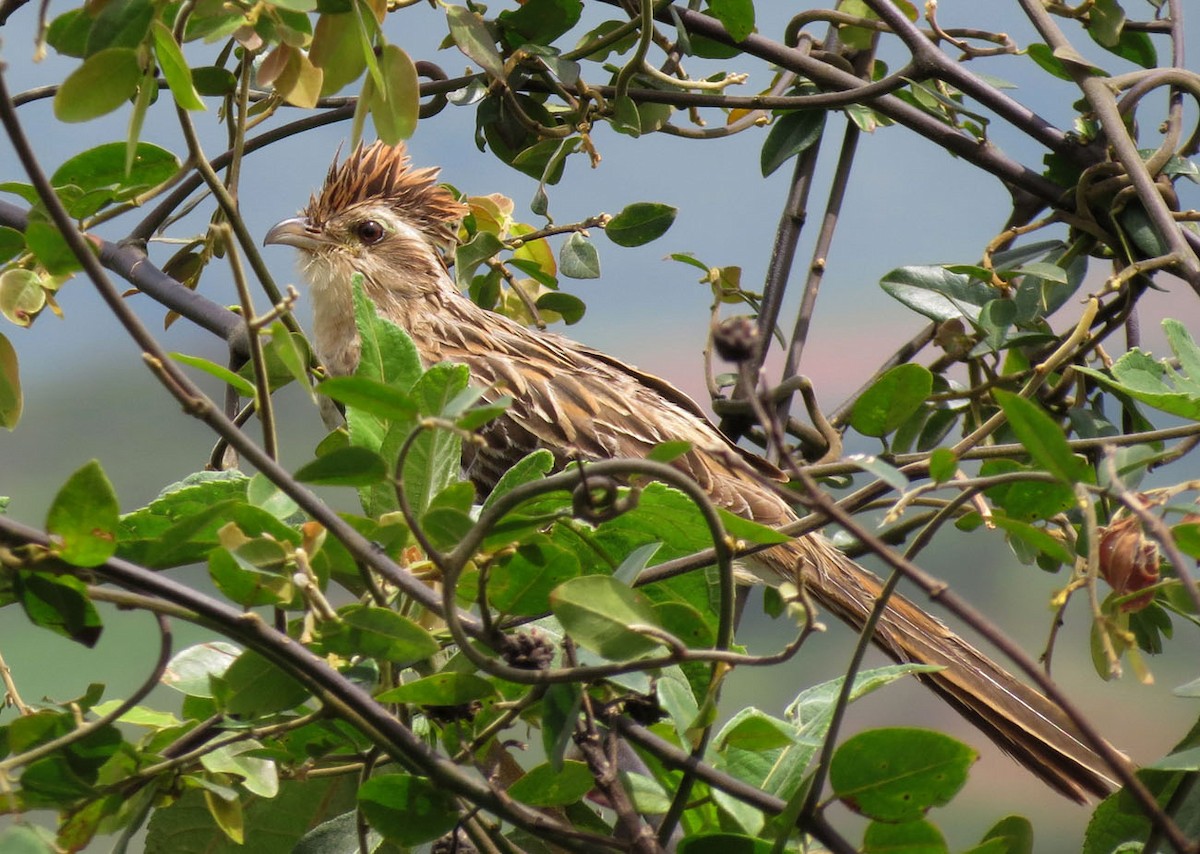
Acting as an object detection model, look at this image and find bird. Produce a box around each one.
[265,140,1122,802]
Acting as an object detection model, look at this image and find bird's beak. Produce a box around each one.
[263,217,330,251]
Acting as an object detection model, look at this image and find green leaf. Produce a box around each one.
[0,825,57,854]
[830,728,976,822]
[192,65,239,96]
[994,390,1090,483]
[46,9,91,58]
[421,505,475,550]
[1117,203,1168,257]
[1076,353,1200,420]
[147,777,359,852]
[267,322,314,398]
[319,605,439,665]
[536,291,585,324]
[116,471,251,568]
[455,231,505,289]
[311,13,367,95]
[200,740,279,798]
[171,352,257,396]
[541,682,582,769]
[1175,522,1200,559]
[52,141,180,197]
[677,833,772,854]
[1102,27,1156,69]
[319,375,416,420]
[787,664,937,739]
[54,48,142,123]
[14,571,103,647]
[605,202,677,247]
[222,650,311,717]
[1087,0,1124,47]
[86,0,153,54]
[446,5,506,79]
[1087,0,1156,67]
[1082,767,1183,854]
[612,542,662,585]
[851,364,933,437]
[1149,746,1200,771]
[376,672,495,705]
[835,0,881,51]
[716,708,796,751]
[209,547,294,608]
[244,474,297,523]
[980,460,1074,523]
[46,460,119,567]
[358,775,459,845]
[350,275,423,389]
[559,232,601,279]
[161,641,240,697]
[760,110,825,177]
[507,760,594,807]
[368,44,419,145]
[23,220,80,276]
[863,819,948,853]
[928,448,957,483]
[0,226,24,263]
[152,22,205,111]
[18,716,122,807]
[717,509,791,545]
[977,814,1034,854]
[455,395,511,430]
[295,446,387,486]
[550,575,664,660]
[880,265,995,322]
[0,332,21,429]
[1012,261,1068,284]
[991,515,1076,567]
[1054,43,1107,74]
[497,0,583,47]
[0,269,45,327]
[609,94,643,137]
[1164,318,1200,385]
[708,0,754,41]
[483,449,555,510]
[488,539,581,615]
[394,363,469,516]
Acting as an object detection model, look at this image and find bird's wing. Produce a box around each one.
[430,309,794,524]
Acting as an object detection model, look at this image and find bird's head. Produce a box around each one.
[264,141,468,301]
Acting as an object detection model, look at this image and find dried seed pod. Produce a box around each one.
[712,315,758,363]
[1097,515,1160,612]
[500,630,555,670]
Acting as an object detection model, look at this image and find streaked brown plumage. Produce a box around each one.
[266,141,1123,802]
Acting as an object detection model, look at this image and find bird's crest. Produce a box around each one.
[304,141,467,246]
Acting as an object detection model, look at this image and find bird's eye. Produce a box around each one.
[355,220,386,245]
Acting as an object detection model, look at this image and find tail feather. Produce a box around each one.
[756,537,1124,802]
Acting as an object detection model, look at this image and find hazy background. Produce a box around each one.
[2,3,1199,848]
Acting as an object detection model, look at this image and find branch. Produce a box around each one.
[0,199,245,348]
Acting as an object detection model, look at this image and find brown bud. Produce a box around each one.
[1097,515,1160,612]
[933,317,973,357]
[712,316,759,363]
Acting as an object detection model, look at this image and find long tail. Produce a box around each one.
[758,537,1124,802]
